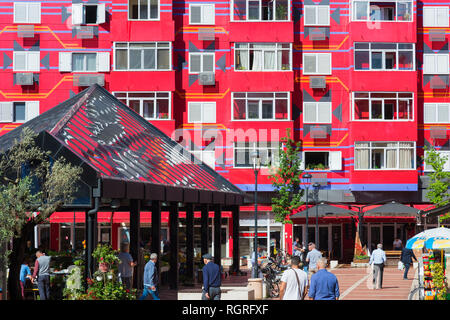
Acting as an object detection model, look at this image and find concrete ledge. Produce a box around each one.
[178,287,253,300]
[351,262,369,268]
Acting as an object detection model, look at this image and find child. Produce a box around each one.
[20,258,32,299]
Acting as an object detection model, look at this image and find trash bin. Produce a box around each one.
[248,278,263,300]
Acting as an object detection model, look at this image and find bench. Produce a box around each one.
[385,250,402,266]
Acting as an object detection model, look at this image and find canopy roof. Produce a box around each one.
[363,201,419,217]
[290,203,356,219]
[421,203,450,218]
[0,85,243,207]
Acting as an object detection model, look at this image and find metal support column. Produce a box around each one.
[130,199,141,289]
[200,205,209,257]
[231,205,240,274]
[214,205,222,267]
[186,203,195,283]
[168,202,179,289]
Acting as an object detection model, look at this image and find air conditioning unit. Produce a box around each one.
[15,73,34,85]
[430,126,447,139]
[430,76,447,89]
[311,173,328,186]
[17,25,34,38]
[74,74,105,87]
[310,126,327,139]
[76,26,94,39]
[309,27,326,41]
[198,72,215,85]
[198,28,215,41]
[310,76,326,89]
[429,29,446,42]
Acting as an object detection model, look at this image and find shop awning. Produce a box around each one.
[421,203,450,218]
[290,203,356,219]
[363,201,420,217]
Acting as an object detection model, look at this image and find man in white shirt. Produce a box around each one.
[279,256,308,300]
[369,243,387,289]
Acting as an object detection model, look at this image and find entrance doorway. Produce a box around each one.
[383,225,394,250]
[370,225,381,252]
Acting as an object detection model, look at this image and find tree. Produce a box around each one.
[0,128,82,299]
[269,128,304,224]
[423,146,450,222]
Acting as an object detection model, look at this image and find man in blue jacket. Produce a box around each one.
[139,253,160,300]
[400,246,417,280]
[202,253,221,300]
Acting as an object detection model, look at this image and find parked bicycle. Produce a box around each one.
[261,257,286,298]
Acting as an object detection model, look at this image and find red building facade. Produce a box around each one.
[0,0,447,262]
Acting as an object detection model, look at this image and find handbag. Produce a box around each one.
[397,261,404,270]
[292,269,304,300]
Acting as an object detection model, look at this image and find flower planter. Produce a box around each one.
[353,259,369,264]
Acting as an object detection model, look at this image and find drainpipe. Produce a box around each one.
[85,179,101,283]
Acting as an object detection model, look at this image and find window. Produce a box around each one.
[231,0,290,21]
[300,151,342,170]
[189,52,215,74]
[425,150,450,171]
[188,102,216,123]
[13,51,40,72]
[303,102,332,123]
[423,54,449,74]
[14,2,41,23]
[59,52,110,72]
[232,92,289,120]
[189,3,215,24]
[303,53,331,75]
[352,0,412,21]
[354,43,414,71]
[114,92,171,120]
[129,0,159,20]
[353,92,413,121]
[235,43,291,71]
[190,149,216,169]
[114,42,171,71]
[424,103,450,123]
[72,3,106,25]
[0,101,39,123]
[234,142,279,168]
[304,5,330,25]
[354,141,415,170]
[423,6,449,27]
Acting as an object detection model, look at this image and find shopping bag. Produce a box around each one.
[397,261,404,270]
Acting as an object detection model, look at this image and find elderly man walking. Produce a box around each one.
[306,242,322,275]
[139,253,160,300]
[308,258,340,300]
[369,243,387,290]
[202,253,222,300]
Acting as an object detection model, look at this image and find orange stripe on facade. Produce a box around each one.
[175,88,230,99]
[302,133,349,147]
[1,26,82,49]
[0,76,73,99]
[294,36,349,51]
[297,76,349,92]
[175,26,229,36]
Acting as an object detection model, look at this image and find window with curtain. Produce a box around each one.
[424,103,450,123]
[303,53,331,74]
[189,52,215,74]
[113,92,171,120]
[235,43,291,71]
[231,0,290,21]
[114,42,171,71]
[234,141,280,168]
[423,6,449,27]
[352,0,413,21]
[303,102,332,123]
[355,43,414,71]
[353,92,413,121]
[232,92,289,120]
[354,141,415,170]
[304,5,330,25]
[129,0,159,20]
[72,53,96,72]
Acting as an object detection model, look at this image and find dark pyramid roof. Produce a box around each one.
[0,85,243,196]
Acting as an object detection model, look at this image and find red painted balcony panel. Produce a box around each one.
[350,122,417,141]
[229,22,294,43]
[350,22,417,43]
[350,71,417,92]
[148,120,176,137]
[351,170,418,185]
[109,71,175,91]
[110,20,175,42]
[229,72,294,92]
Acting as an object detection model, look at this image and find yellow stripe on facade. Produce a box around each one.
[302,133,349,147]
[0,76,73,99]
[297,76,349,92]
[175,88,230,99]
[294,36,349,51]
[175,26,229,36]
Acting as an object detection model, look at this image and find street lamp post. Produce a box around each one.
[251,151,261,279]
[302,173,312,247]
[313,182,320,248]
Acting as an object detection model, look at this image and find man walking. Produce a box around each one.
[118,243,136,290]
[369,243,387,289]
[279,256,308,300]
[308,258,340,300]
[139,253,160,300]
[202,253,221,300]
[32,250,51,300]
[400,246,417,280]
[306,242,322,274]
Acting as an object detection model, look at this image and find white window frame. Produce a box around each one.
[128,0,160,21]
[188,102,216,123]
[302,52,332,75]
[13,51,40,72]
[230,0,291,22]
[234,43,292,72]
[303,5,330,26]
[0,101,39,123]
[423,6,449,27]
[300,150,342,171]
[351,0,413,22]
[354,141,416,170]
[233,141,280,168]
[113,92,172,120]
[303,102,332,124]
[191,149,216,169]
[72,3,106,25]
[352,92,414,121]
[13,2,41,24]
[423,54,449,75]
[59,52,110,73]
[113,42,172,71]
[354,42,415,71]
[424,103,450,123]
[424,150,450,172]
[188,52,215,74]
[189,3,215,25]
[231,92,290,121]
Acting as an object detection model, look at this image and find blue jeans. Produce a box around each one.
[37,275,50,300]
[139,287,160,300]
[403,263,411,279]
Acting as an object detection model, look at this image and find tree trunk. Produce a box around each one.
[7,221,36,300]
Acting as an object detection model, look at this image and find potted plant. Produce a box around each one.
[353,254,370,263]
[92,244,120,273]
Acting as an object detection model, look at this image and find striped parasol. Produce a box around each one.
[406,227,450,249]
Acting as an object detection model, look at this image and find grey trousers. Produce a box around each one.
[373,264,384,289]
[202,287,221,300]
[121,277,132,290]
